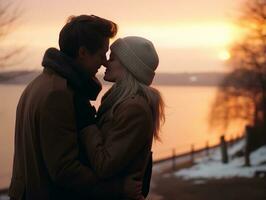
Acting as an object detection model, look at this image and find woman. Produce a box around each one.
[80,36,165,199]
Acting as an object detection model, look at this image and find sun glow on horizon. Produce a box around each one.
[218,50,231,61]
[2,20,240,72]
[119,22,240,49]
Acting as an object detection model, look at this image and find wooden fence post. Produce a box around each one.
[205,141,209,157]
[191,144,194,163]
[172,149,176,171]
[229,135,234,147]
[220,135,228,164]
[245,126,251,166]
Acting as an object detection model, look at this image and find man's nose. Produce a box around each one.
[102,56,108,67]
[102,59,109,68]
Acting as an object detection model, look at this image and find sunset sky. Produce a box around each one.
[3,0,245,73]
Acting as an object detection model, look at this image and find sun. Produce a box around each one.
[218,50,231,61]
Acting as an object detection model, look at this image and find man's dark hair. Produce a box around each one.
[59,15,118,58]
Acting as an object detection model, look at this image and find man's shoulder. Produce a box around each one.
[43,68,69,91]
[41,72,74,108]
[25,69,74,100]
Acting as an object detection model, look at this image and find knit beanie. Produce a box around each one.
[110,36,159,85]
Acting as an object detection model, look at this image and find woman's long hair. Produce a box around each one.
[98,70,165,140]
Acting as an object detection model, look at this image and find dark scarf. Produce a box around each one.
[41,47,101,100]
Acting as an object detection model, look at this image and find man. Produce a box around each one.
[8,15,142,200]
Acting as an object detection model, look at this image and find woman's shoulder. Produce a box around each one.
[117,94,152,115]
[121,94,146,105]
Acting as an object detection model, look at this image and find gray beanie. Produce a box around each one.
[110,36,159,85]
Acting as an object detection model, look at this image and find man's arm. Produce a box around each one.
[39,89,123,199]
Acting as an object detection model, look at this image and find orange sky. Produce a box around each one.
[3,0,245,72]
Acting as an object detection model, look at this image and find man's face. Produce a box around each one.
[77,38,109,77]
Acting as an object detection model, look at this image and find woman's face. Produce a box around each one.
[103,52,126,82]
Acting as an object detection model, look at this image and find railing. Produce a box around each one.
[153,134,244,171]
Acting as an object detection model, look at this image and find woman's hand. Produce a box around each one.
[124,175,144,200]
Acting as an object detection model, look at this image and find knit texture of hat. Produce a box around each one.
[110,36,159,85]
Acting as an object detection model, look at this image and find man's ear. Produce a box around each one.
[78,46,89,59]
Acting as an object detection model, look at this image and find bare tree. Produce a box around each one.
[209,0,266,148]
[0,0,22,68]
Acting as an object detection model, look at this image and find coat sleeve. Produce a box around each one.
[39,89,123,199]
[80,98,153,179]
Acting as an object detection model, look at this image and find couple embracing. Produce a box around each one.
[9,15,165,200]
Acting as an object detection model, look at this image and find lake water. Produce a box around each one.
[0,83,239,188]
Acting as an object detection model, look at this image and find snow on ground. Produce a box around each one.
[175,140,266,180]
[0,195,9,200]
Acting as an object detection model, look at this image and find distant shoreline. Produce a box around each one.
[0,70,226,86]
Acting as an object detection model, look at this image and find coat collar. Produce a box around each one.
[42,48,101,100]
